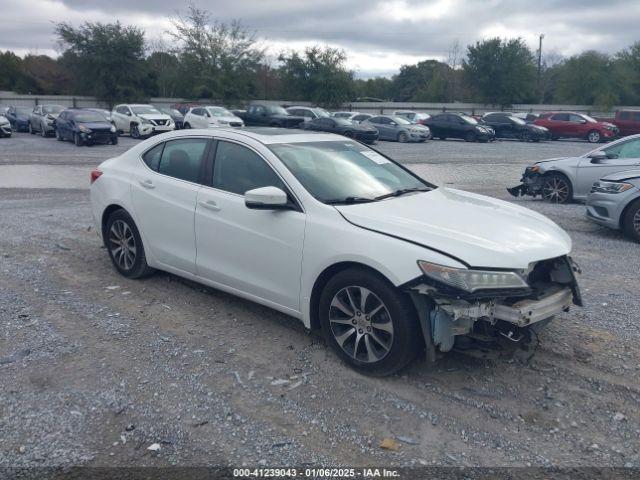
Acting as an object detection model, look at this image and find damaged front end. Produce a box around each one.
[407,256,582,361]
[507,165,545,198]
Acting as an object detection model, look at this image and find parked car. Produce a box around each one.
[111,104,174,139]
[586,169,640,243]
[331,111,360,120]
[0,115,12,138]
[394,111,431,125]
[423,113,495,142]
[54,108,118,146]
[596,110,640,138]
[236,104,305,128]
[302,117,379,144]
[155,106,185,129]
[481,112,550,142]
[90,128,581,375]
[352,113,373,123]
[29,104,64,136]
[534,112,618,143]
[183,106,244,129]
[5,106,31,132]
[286,106,330,121]
[363,115,430,142]
[508,134,640,203]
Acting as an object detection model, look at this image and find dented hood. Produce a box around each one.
[335,188,572,269]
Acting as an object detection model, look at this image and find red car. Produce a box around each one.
[534,111,618,143]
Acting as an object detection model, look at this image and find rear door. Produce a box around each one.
[131,137,211,273]
[194,139,306,312]
[575,137,640,196]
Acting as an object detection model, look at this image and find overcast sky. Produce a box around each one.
[1,0,638,77]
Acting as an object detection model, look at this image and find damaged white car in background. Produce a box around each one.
[91,128,582,376]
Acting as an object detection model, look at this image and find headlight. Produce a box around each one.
[418,261,529,292]
[110,126,116,133]
[140,118,151,124]
[527,165,541,174]
[79,125,91,133]
[590,181,634,194]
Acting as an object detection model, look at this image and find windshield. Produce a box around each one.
[581,114,597,123]
[43,105,63,114]
[267,105,288,115]
[509,116,526,125]
[461,115,478,125]
[158,107,182,117]
[390,116,411,125]
[74,112,108,123]
[313,108,330,118]
[131,106,160,115]
[207,107,233,117]
[334,118,355,126]
[269,141,431,203]
[16,107,32,115]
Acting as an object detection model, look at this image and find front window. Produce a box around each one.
[510,116,526,125]
[131,106,160,115]
[43,105,63,114]
[207,107,233,117]
[390,116,411,125]
[267,105,288,115]
[269,141,432,204]
[581,114,597,123]
[460,115,478,125]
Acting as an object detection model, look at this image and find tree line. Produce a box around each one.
[1,5,639,109]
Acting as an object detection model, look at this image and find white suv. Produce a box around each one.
[111,104,174,139]
[183,106,244,129]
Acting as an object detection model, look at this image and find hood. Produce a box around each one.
[210,115,243,124]
[534,156,581,167]
[78,121,113,130]
[138,113,171,121]
[335,188,571,269]
[601,169,640,182]
[273,114,304,122]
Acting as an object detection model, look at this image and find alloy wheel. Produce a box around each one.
[108,220,137,270]
[588,131,601,143]
[131,125,140,138]
[542,177,570,203]
[328,286,394,363]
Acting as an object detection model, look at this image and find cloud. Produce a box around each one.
[1,0,638,77]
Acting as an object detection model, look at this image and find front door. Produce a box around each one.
[195,139,306,312]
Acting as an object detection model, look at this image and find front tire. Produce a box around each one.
[74,133,83,146]
[541,172,573,204]
[464,131,476,142]
[622,199,640,243]
[319,267,421,376]
[397,131,409,143]
[29,123,34,135]
[111,136,118,145]
[105,209,154,279]
[587,130,602,143]
[40,123,47,137]
[55,129,63,141]
[130,124,141,139]
[183,122,191,129]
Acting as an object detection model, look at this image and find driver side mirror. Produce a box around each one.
[245,186,291,210]
[126,111,132,116]
[588,151,608,163]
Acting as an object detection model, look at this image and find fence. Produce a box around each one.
[1,91,637,118]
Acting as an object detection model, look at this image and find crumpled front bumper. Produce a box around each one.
[507,167,544,197]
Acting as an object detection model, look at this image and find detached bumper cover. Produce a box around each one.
[508,167,544,197]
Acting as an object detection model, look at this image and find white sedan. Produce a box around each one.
[90,128,582,375]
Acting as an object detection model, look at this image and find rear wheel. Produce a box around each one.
[622,199,640,243]
[319,268,421,376]
[105,209,154,279]
[343,130,354,138]
[541,173,573,204]
[587,130,602,143]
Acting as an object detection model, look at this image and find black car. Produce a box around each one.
[237,103,305,128]
[54,109,118,146]
[423,113,495,142]
[155,106,185,129]
[303,117,379,144]
[481,112,549,142]
[5,106,32,132]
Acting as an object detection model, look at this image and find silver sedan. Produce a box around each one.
[586,169,640,242]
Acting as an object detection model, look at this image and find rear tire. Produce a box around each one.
[319,267,421,376]
[131,124,140,139]
[541,172,573,204]
[105,209,155,279]
[622,199,640,243]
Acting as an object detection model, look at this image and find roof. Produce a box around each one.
[154,127,344,145]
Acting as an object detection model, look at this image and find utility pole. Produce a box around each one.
[537,34,545,103]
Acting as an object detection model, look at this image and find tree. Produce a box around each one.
[613,42,640,105]
[278,46,354,107]
[554,51,617,107]
[168,5,264,100]
[55,21,147,105]
[146,38,182,98]
[0,51,24,91]
[17,55,73,94]
[354,77,393,101]
[463,38,536,106]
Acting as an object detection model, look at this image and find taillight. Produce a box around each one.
[90,169,103,184]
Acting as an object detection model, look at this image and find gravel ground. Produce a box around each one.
[0,132,639,471]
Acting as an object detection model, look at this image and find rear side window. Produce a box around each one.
[158,138,208,183]
[142,143,164,171]
[212,141,285,195]
[633,112,640,121]
[551,113,570,121]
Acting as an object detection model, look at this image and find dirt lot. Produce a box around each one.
[0,132,639,470]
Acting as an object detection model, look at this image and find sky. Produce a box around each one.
[0,0,638,78]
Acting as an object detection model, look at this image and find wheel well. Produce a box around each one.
[543,170,573,187]
[619,197,640,229]
[101,204,126,244]
[309,261,397,331]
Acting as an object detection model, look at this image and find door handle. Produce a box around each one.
[198,199,221,212]
[139,179,155,189]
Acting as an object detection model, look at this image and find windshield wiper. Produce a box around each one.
[374,187,431,200]
[325,196,376,205]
